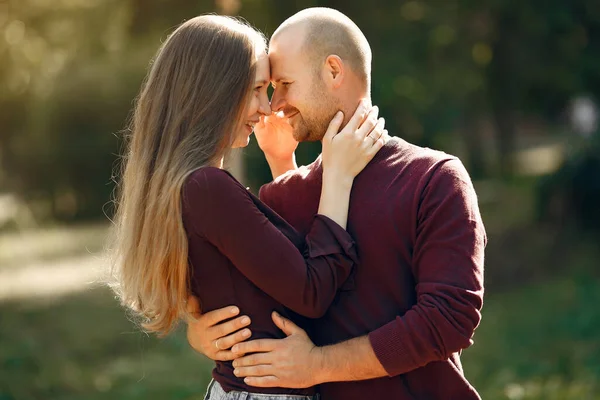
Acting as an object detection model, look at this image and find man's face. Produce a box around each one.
[268,33,340,142]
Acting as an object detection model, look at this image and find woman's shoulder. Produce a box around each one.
[181,167,260,237]
[184,166,246,204]
[188,166,236,182]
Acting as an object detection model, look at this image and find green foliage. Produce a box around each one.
[536,134,600,233]
[1,277,599,399]
[2,0,600,218]
[463,274,600,399]
[0,289,214,399]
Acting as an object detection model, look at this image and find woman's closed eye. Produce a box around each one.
[254,84,266,95]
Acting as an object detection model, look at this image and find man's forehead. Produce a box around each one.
[268,49,286,80]
[268,48,283,69]
[268,41,303,79]
[270,24,304,47]
[269,28,305,59]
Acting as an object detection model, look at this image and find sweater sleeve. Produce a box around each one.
[368,158,486,376]
[258,180,279,211]
[183,168,357,318]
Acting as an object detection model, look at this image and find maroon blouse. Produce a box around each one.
[181,167,357,395]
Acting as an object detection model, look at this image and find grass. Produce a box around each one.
[1,274,599,399]
[463,274,600,399]
[0,223,108,271]
[0,289,214,400]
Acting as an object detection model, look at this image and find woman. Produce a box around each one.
[109,15,385,400]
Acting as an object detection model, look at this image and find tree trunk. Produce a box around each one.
[461,110,488,180]
[488,11,519,178]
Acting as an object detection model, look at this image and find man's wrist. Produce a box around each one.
[264,152,295,165]
[307,336,388,384]
[310,345,330,385]
[265,153,297,179]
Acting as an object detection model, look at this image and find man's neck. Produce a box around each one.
[340,95,372,128]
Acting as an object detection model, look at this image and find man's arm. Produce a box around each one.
[231,312,385,388]
[365,158,485,376]
[232,158,486,386]
[265,153,298,181]
[254,113,299,180]
[317,335,385,381]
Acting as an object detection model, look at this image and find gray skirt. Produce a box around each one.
[204,380,319,400]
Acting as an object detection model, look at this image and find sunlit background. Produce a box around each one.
[1,1,600,399]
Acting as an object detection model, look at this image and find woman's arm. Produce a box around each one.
[184,167,354,318]
[317,101,385,229]
[183,100,387,360]
[183,102,385,318]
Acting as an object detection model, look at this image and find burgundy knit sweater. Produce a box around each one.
[260,137,486,400]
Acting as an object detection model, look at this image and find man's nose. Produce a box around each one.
[270,87,286,112]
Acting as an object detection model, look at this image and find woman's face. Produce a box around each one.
[232,51,271,148]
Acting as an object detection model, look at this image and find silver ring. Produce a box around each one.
[366,133,379,142]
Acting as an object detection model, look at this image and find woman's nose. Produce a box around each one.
[259,99,271,116]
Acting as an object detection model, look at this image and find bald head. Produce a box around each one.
[272,8,372,90]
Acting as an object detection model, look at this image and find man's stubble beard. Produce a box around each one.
[293,81,340,143]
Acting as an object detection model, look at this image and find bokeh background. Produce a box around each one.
[1,0,600,399]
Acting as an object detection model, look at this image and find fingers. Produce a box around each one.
[212,315,251,338]
[186,306,251,362]
[199,305,240,328]
[272,311,303,336]
[213,350,243,362]
[381,130,391,143]
[232,338,278,354]
[213,326,252,351]
[323,111,345,142]
[364,118,385,144]
[257,115,266,128]
[186,295,201,317]
[365,128,387,157]
[343,99,370,133]
[355,106,379,140]
[270,115,294,132]
[243,376,279,387]
[232,352,271,368]
[360,114,386,161]
[234,364,274,378]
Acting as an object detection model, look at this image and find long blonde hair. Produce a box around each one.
[109,15,266,335]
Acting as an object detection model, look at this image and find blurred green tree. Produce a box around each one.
[1,0,599,220]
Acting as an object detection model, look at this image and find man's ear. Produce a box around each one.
[324,55,344,88]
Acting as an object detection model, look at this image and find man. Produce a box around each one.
[186,7,486,399]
